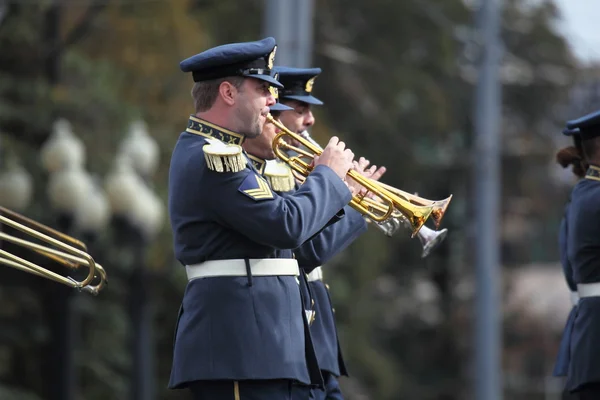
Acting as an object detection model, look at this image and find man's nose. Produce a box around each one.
[304,111,315,127]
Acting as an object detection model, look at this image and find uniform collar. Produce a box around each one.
[185,115,245,145]
[246,154,266,174]
[585,165,600,181]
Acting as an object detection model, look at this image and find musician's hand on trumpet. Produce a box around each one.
[345,157,387,199]
[311,136,355,180]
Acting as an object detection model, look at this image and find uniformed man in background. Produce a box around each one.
[242,69,381,345]
[272,66,386,400]
[564,109,600,399]
[554,126,586,400]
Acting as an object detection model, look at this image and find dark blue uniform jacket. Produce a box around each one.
[256,157,367,378]
[566,170,600,391]
[553,200,577,377]
[167,117,352,389]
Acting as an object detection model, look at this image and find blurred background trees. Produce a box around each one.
[0,0,588,399]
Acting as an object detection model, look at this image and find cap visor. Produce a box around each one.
[281,94,323,106]
[248,74,284,89]
[270,103,294,112]
[563,127,581,136]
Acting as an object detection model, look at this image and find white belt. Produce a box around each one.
[577,283,600,299]
[570,290,580,306]
[307,266,323,282]
[186,259,299,281]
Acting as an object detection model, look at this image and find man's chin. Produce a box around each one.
[243,127,262,139]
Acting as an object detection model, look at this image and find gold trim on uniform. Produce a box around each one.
[247,154,266,174]
[264,160,295,192]
[241,174,274,200]
[185,115,247,173]
[186,115,245,145]
[586,165,600,182]
[234,381,241,400]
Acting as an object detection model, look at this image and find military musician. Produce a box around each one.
[167,37,357,400]
[271,66,386,400]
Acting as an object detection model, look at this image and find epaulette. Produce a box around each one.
[264,160,295,192]
[203,138,246,173]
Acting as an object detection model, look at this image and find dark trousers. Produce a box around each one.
[310,373,343,400]
[565,383,600,400]
[189,379,312,400]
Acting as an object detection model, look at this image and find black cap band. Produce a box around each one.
[192,58,270,82]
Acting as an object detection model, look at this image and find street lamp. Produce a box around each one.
[47,163,94,226]
[40,120,101,400]
[40,118,86,174]
[104,155,147,218]
[105,122,162,400]
[3,117,163,399]
[0,158,33,212]
[118,120,160,181]
[0,157,34,286]
[73,177,111,237]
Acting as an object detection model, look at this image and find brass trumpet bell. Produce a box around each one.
[0,206,107,295]
[268,115,434,236]
[373,181,452,229]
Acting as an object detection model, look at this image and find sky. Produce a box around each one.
[553,1,600,64]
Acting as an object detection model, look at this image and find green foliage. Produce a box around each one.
[0,386,43,400]
[0,0,579,399]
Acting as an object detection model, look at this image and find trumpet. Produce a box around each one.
[371,218,448,258]
[360,186,452,229]
[0,206,107,295]
[296,129,451,228]
[268,115,444,237]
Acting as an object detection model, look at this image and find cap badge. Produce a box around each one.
[268,46,277,70]
[305,76,316,93]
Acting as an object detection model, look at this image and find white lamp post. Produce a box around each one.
[39,118,92,400]
[40,118,86,174]
[47,164,94,216]
[128,183,164,241]
[104,155,147,218]
[118,120,160,180]
[73,177,111,235]
[105,126,163,400]
[0,159,33,212]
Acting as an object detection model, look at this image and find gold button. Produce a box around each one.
[325,284,330,290]
[332,308,336,313]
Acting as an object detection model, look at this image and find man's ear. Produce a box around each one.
[219,81,238,106]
